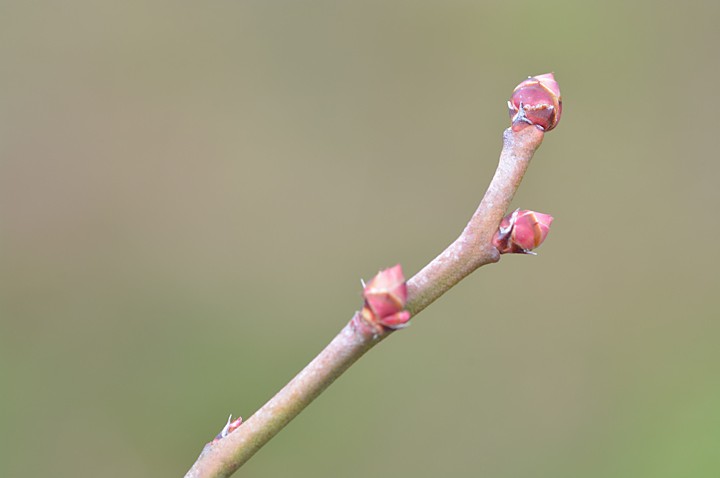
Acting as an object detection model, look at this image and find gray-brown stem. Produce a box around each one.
[184,125,545,478]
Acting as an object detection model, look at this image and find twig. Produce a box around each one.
[406,125,544,315]
[185,72,561,478]
[184,126,544,478]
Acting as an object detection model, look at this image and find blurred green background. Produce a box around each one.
[2,1,719,477]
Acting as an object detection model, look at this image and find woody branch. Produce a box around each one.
[184,73,562,478]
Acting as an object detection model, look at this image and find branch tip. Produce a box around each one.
[508,73,562,132]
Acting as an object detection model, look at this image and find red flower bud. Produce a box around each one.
[493,209,553,254]
[361,264,411,331]
[508,73,562,132]
[363,264,407,319]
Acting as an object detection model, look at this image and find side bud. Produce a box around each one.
[508,73,562,132]
[493,209,553,254]
[208,415,243,447]
[361,264,411,331]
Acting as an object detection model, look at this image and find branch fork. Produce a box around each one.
[185,73,563,478]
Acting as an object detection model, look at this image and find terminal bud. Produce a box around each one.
[508,73,562,132]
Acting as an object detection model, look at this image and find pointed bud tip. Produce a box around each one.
[533,73,561,98]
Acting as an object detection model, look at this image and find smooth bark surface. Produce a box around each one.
[185,125,545,478]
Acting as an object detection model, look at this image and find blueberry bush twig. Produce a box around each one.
[184,73,563,478]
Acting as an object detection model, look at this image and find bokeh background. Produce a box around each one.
[2,1,719,477]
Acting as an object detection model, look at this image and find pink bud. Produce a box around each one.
[493,209,553,254]
[508,73,562,132]
[363,264,408,319]
[361,265,411,331]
